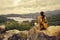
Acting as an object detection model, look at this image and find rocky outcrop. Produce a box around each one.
[28,26,60,40]
[0,26,60,40]
[0,25,5,34]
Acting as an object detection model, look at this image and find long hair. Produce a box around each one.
[40,11,45,19]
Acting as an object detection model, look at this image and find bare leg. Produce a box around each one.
[37,24,41,30]
[43,23,48,29]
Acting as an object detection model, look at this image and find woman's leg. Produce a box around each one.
[43,23,48,29]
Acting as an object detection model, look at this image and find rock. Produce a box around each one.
[0,25,5,33]
[42,26,60,36]
[0,26,60,40]
[28,26,60,40]
[3,29,20,40]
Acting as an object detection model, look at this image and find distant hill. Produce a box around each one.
[0,16,8,23]
[48,14,60,26]
[0,10,60,19]
[0,10,60,23]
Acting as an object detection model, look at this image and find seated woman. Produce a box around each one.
[37,11,48,30]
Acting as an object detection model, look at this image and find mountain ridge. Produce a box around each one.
[0,10,60,18]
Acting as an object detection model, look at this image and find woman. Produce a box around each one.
[37,11,48,30]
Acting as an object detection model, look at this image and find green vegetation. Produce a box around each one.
[47,14,60,26]
[0,16,33,31]
[5,20,32,31]
[0,14,60,31]
[0,16,8,25]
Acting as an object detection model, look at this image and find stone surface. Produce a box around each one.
[0,26,60,40]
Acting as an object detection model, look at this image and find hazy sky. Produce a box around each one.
[0,0,60,14]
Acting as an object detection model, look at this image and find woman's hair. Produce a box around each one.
[40,11,45,19]
[40,11,44,15]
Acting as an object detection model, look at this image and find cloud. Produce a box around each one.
[0,0,60,14]
[13,0,22,6]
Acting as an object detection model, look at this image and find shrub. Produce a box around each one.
[5,21,32,31]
